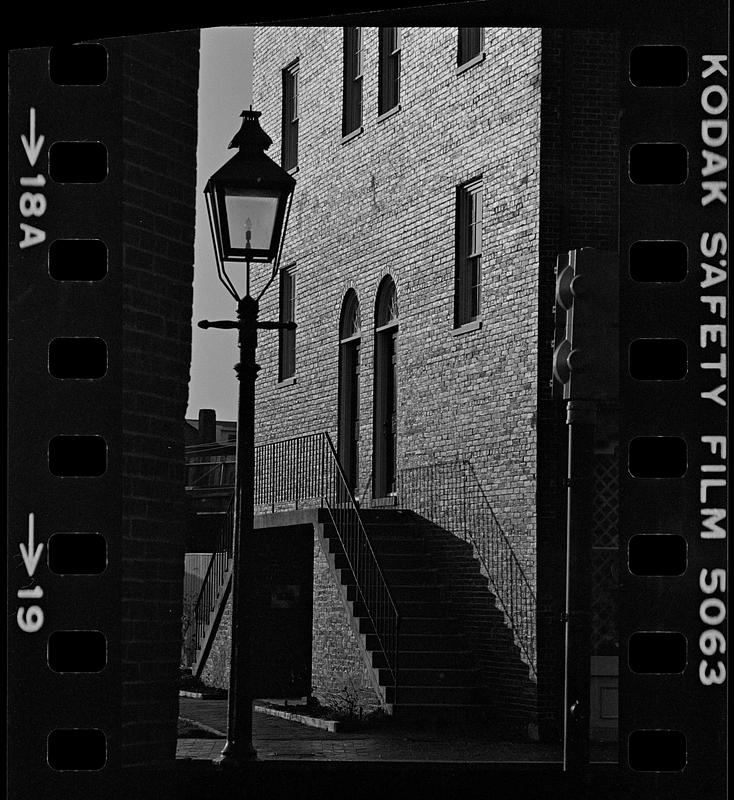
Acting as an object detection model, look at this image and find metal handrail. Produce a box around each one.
[186,461,227,488]
[182,496,234,667]
[462,461,537,677]
[396,459,537,678]
[183,432,399,696]
[322,432,400,692]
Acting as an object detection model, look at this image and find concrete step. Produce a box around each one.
[373,552,432,570]
[358,510,422,524]
[390,704,499,724]
[395,599,458,617]
[347,583,444,603]
[356,613,458,636]
[333,553,433,577]
[362,523,426,536]
[379,667,481,687]
[387,584,448,602]
[385,685,476,705]
[395,615,461,635]
[381,567,440,586]
[327,535,423,555]
[366,631,467,652]
[372,649,475,670]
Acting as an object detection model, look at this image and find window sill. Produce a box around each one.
[287,165,299,176]
[455,52,486,75]
[277,376,297,387]
[341,127,363,145]
[451,318,483,336]
[377,104,401,123]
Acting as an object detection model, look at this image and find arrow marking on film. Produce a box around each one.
[20,512,43,577]
[21,108,45,168]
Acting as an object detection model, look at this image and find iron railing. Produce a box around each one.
[183,432,399,695]
[182,497,234,668]
[185,441,235,490]
[396,459,537,678]
[322,432,400,695]
[254,432,328,512]
[186,460,235,489]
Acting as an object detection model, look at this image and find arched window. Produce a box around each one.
[373,277,398,498]
[375,277,398,328]
[340,289,361,340]
[338,291,361,497]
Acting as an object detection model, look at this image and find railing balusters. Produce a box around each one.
[184,431,400,697]
[395,459,537,678]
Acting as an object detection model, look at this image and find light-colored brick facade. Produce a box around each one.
[253,24,542,574]
[196,26,619,736]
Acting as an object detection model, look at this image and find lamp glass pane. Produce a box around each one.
[224,190,279,252]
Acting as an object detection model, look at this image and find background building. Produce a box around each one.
[188,25,619,740]
[121,32,200,766]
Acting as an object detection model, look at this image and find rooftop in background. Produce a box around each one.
[185,408,237,446]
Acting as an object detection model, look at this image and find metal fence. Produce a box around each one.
[183,432,399,693]
[182,497,234,669]
[396,459,537,678]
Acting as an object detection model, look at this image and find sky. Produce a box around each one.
[187,27,254,423]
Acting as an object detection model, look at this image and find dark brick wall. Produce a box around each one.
[202,526,382,714]
[536,28,620,738]
[121,31,199,767]
[202,528,314,698]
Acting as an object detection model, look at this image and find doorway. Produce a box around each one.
[373,277,398,499]
[338,291,361,498]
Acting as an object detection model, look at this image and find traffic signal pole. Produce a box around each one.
[563,399,597,774]
[552,248,618,777]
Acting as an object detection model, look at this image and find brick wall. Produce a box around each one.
[201,594,232,690]
[250,26,619,737]
[252,23,543,583]
[121,31,199,767]
[311,532,383,714]
[202,528,313,698]
[535,27,620,738]
[202,525,382,714]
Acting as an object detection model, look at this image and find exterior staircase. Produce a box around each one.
[183,434,536,725]
[319,507,531,721]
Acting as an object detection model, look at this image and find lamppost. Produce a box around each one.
[201,108,296,764]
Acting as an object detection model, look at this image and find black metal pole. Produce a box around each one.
[220,292,259,765]
[563,398,596,774]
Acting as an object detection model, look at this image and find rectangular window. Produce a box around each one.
[282,60,299,171]
[455,179,483,327]
[378,27,401,116]
[458,28,484,66]
[343,27,363,136]
[279,267,296,381]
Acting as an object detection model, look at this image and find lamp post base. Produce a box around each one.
[217,739,257,766]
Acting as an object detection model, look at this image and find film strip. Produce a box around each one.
[8,43,122,799]
[619,15,728,797]
[7,5,728,799]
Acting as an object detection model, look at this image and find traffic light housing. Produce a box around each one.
[552,248,619,400]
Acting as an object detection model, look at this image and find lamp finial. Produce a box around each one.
[228,108,272,152]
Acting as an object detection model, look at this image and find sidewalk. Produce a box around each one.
[178,698,617,763]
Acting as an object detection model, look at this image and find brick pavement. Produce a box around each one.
[178,698,616,763]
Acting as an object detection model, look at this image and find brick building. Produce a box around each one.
[189,26,619,741]
[121,32,200,767]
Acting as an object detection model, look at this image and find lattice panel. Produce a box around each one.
[591,548,618,653]
[593,453,619,548]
